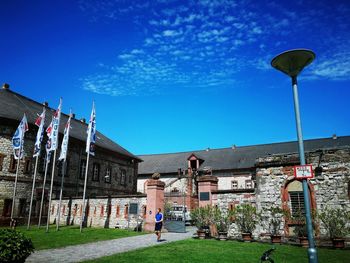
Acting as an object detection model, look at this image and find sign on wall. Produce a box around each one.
[294,164,314,179]
[199,192,210,201]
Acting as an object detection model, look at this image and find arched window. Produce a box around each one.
[287,180,305,217]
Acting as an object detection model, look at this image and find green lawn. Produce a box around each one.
[86,239,350,263]
[3,225,145,250]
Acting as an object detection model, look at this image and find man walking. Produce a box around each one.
[155,208,163,242]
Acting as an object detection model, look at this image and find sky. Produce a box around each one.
[0,0,349,155]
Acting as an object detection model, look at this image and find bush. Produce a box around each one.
[232,204,261,234]
[318,206,350,239]
[0,229,35,263]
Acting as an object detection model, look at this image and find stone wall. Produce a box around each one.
[255,148,350,238]
[50,195,147,229]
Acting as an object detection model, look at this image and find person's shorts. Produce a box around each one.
[155,222,162,231]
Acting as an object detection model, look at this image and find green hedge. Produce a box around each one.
[0,229,35,263]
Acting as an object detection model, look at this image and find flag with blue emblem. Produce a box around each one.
[33,109,46,157]
[58,114,72,161]
[86,102,96,156]
[12,114,29,159]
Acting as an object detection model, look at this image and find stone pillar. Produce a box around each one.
[144,179,165,232]
[197,175,218,207]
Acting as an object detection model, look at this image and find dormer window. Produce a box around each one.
[190,160,198,170]
[245,180,253,189]
[231,180,238,189]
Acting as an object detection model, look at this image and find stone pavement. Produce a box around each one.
[27,227,196,263]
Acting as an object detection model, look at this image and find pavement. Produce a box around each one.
[27,227,196,263]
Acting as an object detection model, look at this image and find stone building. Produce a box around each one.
[138,136,350,239]
[0,85,141,224]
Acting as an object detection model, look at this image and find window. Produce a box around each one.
[287,180,305,217]
[23,158,31,174]
[120,169,126,186]
[57,159,69,177]
[19,199,27,216]
[128,171,132,184]
[124,204,129,218]
[8,155,17,173]
[92,163,100,181]
[79,160,86,179]
[0,153,5,171]
[289,192,305,217]
[2,199,12,217]
[231,180,238,189]
[245,180,253,189]
[105,167,111,183]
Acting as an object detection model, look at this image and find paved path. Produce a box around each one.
[27,228,196,263]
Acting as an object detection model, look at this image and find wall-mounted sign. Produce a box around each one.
[294,164,314,179]
[200,192,210,201]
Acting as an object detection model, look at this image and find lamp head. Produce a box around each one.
[271,49,315,78]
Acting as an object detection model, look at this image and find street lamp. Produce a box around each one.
[271,49,318,263]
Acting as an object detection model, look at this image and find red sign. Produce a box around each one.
[294,165,314,179]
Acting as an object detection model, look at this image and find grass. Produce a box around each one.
[86,238,350,263]
[2,225,145,250]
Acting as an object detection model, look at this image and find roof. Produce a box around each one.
[138,136,350,174]
[0,87,141,161]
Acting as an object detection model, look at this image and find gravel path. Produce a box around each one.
[27,228,196,263]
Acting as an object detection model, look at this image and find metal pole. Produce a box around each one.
[38,153,50,228]
[291,76,318,263]
[46,149,57,232]
[56,160,66,231]
[80,151,90,232]
[10,148,22,222]
[27,156,39,230]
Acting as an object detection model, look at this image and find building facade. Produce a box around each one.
[138,136,350,239]
[0,85,141,225]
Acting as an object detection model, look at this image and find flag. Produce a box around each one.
[12,114,29,159]
[58,114,72,161]
[33,109,46,157]
[46,98,62,152]
[86,102,96,156]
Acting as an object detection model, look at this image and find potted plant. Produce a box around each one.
[232,204,261,241]
[191,206,211,239]
[318,207,350,248]
[269,206,286,243]
[213,207,232,241]
[292,209,309,247]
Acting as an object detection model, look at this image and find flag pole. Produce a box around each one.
[38,153,50,228]
[46,149,57,232]
[80,151,90,233]
[56,160,66,231]
[27,155,39,230]
[10,145,22,223]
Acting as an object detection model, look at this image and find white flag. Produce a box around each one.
[12,114,29,159]
[33,109,46,157]
[86,102,96,156]
[46,98,62,152]
[58,115,71,161]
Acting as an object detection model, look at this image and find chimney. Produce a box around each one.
[332,134,337,140]
[2,83,9,90]
[206,147,210,152]
[80,118,86,123]
[43,101,49,107]
[232,144,236,149]
[71,113,76,119]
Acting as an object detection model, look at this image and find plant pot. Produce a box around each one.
[197,230,206,240]
[332,238,345,249]
[242,232,252,242]
[270,235,282,244]
[218,231,228,241]
[299,237,309,248]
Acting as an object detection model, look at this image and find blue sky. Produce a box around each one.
[0,0,349,155]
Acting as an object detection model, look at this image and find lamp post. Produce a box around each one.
[271,49,318,263]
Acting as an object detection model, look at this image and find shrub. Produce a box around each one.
[232,204,261,234]
[318,207,350,239]
[0,229,35,263]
